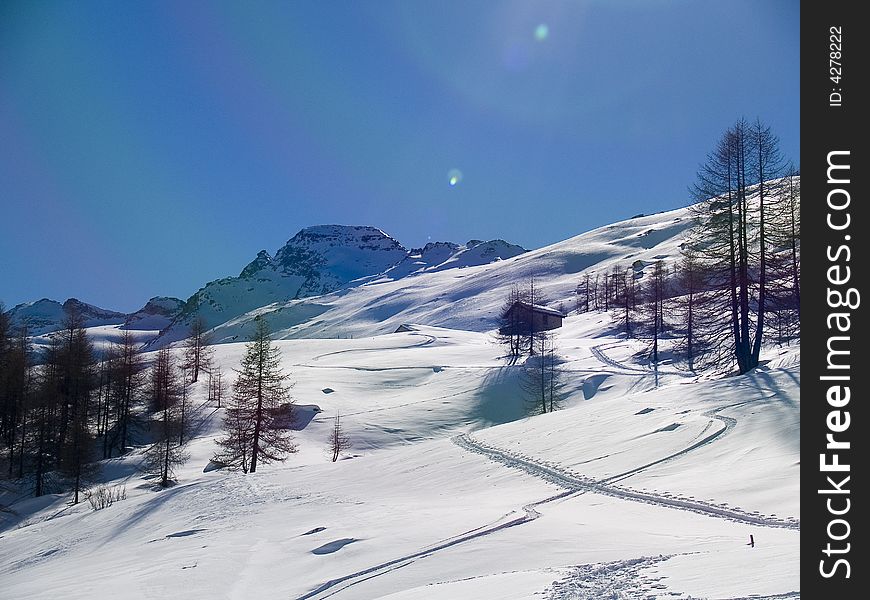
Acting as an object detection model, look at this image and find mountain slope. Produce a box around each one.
[0,322,800,600]
[121,296,185,331]
[202,208,692,343]
[7,298,127,335]
[155,227,528,345]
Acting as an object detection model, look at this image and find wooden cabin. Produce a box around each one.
[501,301,565,333]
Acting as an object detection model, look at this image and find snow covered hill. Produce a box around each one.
[0,322,800,599]
[122,296,185,331]
[154,226,528,345]
[0,194,799,599]
[11,208,687,348]
[197,208,691,343]
[7,297,127,335]
[6,296,184,337]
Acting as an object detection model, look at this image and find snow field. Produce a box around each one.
[0,317,799,599]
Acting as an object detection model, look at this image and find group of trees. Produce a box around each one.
[571,119,799,374]
[0,309,224,498]
[1,303,351,500]
[0,308,114,502]
[0,305,30,482]
[689,118,800,373]
[497,119,798,383]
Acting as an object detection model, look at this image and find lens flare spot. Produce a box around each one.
[447,169,463,187]
[535,24,549,41]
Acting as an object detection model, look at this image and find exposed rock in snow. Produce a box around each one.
[122,296,185,331]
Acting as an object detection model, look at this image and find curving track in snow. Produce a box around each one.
[296,490,577,599]
[452,433,799,530]
[602,406,737,484]
[310,333,437,362]
[590,344,694,378]
[589,345,647,374]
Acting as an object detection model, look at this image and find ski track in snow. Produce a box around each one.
[310,334,438,362]
[590,344,693,378]
[296,490,577,599]
[602,405,738,484]
[452,434,799,530]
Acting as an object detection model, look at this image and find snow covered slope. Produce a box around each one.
[202,208,692,343]
[378,239,527,281]
[0,321,800,599]
[155,226,527,346]
[7,297,127,335]
[122,296,185,331]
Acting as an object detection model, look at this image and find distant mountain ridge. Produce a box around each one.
[158,225,527,345]
[191,208,696,344]
[7,297,183,336]
[7,225,527,340]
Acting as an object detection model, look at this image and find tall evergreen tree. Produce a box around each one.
[215,316,295,473]
[673,248,704,371]
[208,366,227,409]
[183,316,213,384]
[642,261,669,369]
[112,330,144,456]
[143,348,188,487]
[54,308,97,504]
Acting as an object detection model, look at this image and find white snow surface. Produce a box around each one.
[1,204,799,598]
[0,321,799,599]
[153,226,526,346]
[191,209,692,345]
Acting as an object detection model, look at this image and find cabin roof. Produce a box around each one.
[509,301,566,318]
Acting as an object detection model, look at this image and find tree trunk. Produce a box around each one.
[250,346,265,474]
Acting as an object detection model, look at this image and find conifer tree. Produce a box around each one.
[54,308,97,504]
[143,348,188,487]
[215,316,295,473]
[183,316,213,384]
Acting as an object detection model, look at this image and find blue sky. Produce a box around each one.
[0,1,799,312]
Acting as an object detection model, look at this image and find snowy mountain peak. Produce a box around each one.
[239,250,274,278]
[415,241,461,256]
[152,225,528,346]
[62,298,126,320]
[269,224,408,292]
[273,225,406,271]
